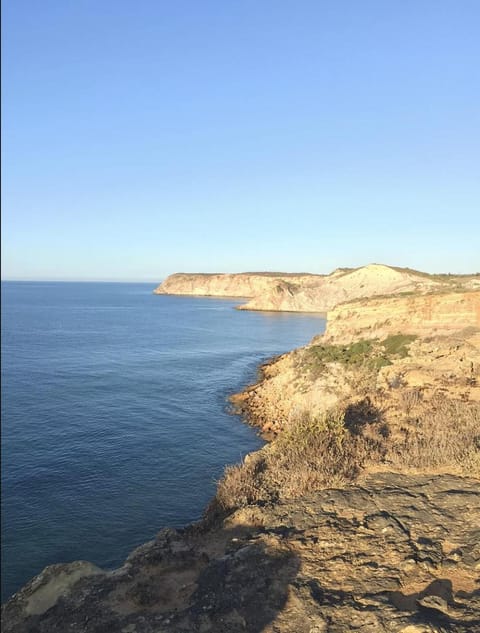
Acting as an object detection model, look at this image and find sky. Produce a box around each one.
[2,0,480,281]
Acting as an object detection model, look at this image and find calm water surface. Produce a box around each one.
[1,282,325,600]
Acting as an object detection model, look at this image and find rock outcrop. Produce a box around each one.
[230,289,480,437]
[3,473,480,633]
[324,290,480,344]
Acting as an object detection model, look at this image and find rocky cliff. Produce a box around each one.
[153,272,321,299]
[230,328,480,436]
[324,290,480,344]
[230,290,480,435]
[238,264,444,312]
[155,265,480,313]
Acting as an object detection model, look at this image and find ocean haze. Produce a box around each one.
[0,281,326,601]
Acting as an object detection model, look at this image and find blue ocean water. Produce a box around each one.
[1,282,325,601]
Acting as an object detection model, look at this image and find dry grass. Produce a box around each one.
[215,393,480,514]
[215,401,388,511]
[398,388,423,415]
[388,396,480,476]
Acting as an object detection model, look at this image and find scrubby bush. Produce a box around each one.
[216,401,388,511]
[215,393,480,515]
[304,335,416,377]
[382,334,417,357]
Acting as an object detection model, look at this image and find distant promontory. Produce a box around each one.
[154,264,480,313]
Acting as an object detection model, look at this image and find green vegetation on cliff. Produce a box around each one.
[304,334,417,375]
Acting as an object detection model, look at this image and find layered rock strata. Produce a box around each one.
[324,290,480,344]
[237,264,443,312]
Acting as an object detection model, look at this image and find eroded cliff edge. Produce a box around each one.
[3,474,479,633]
[3,288,480,633]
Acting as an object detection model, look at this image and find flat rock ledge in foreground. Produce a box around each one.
[2,472,480,633]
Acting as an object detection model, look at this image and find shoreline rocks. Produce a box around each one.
[3,474,479,632]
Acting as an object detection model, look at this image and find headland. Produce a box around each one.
[154,264,480,313]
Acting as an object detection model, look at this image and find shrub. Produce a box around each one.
[304,336,416,378]
[381,334,417,357]
[215,394,480,515]
[399,388,423,415]
[215,402,388,511]
[305,341,377,374]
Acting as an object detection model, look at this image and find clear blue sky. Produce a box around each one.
[2,1,479,281]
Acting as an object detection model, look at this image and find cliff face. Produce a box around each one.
[153,272,321,299]
[324,290,480,344]
[229,290,480,435]
[154,265,479,313]
[238,264,443,312]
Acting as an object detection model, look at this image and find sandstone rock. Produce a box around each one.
[153,272,320,300]
[154,265,480,314]
[239,264,444,313]
[3,474,479,632]
[324,291,480,344]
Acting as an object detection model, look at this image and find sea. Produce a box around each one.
[0,281,326,601]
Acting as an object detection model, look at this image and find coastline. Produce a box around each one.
[2,288,323,604]
[3,287,480,632]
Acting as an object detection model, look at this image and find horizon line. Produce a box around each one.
[1,278,162,284]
